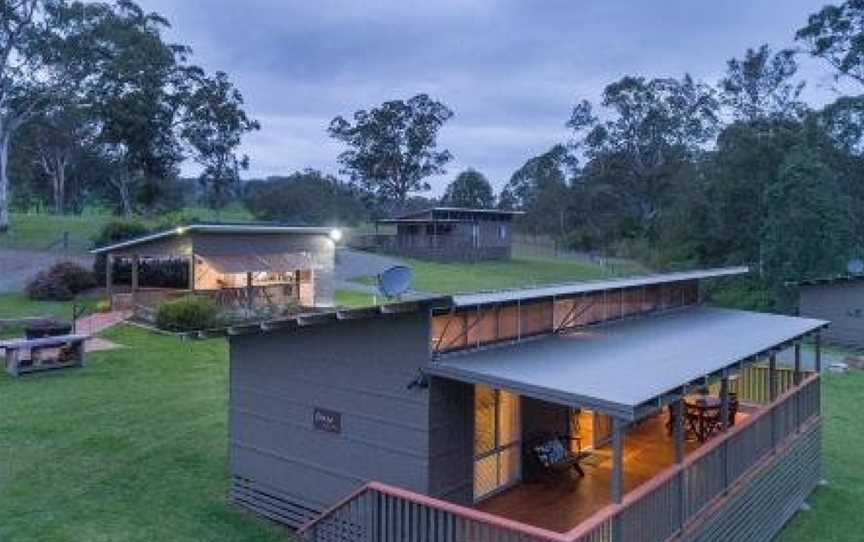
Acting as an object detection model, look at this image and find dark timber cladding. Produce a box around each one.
[228,310,435,527]
[375,207,524,261]
[796,275,864,348]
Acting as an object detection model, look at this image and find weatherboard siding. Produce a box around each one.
[228,312,432,527]
[800,282,864,348]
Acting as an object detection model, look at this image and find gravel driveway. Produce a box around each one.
[0,249,93,294]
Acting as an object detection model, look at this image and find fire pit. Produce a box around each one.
[24,319,73,340]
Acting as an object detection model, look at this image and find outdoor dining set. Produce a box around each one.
[668,391,740,443]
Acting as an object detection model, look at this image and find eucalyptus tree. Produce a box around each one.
[568,75,720,240]
[719,45,806,121]
[0,0,79,230]
[442,168,495,209]
[182,71,260,210]
[797,0,864,85]
[328,94,453,204]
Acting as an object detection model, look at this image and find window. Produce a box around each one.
[471,224,480,248]
[474,386,521,500]
[498,223,508,240]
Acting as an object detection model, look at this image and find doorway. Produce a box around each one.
[473,385,521,501]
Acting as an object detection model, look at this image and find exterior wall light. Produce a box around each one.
[329,229,343,242]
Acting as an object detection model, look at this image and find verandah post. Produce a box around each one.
[769,352,777,450]
[794,341,802,432]
[814,330,822,373]
[611,417,626,540]
[719,372,730,493]
[673,398,685,531]
[105,253,114,309]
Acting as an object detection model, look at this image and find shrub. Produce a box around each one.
[26,272,73,301]
[25,261,96,301]
[155,296,222,332]
[48,261,97,293]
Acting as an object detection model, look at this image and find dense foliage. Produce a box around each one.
[244,170,369,225]
[155,295,221,332]
[2,0,259,220]
[442,169,495,209]
[26,261,96,301]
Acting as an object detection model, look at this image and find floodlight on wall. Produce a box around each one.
[329,228,343,242]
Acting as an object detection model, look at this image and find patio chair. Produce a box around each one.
[525,433,587,482]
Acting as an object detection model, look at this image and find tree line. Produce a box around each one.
[5,1,864,308]
[248,1,864,310]
[2,0,258,222]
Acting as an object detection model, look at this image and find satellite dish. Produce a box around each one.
[848,258,864,275]
[378,266,413,299]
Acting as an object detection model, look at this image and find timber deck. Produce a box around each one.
[476,407,756,533]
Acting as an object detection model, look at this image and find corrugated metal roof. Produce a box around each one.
[91,224,334,254]
[450,267,749,307]
[426,306,827,420]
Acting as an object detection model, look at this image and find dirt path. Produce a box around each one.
[0,249,92,294]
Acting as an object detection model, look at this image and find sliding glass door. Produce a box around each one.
[473,385,521,501]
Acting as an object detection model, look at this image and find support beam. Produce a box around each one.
[611,418,625,504]
[720,373,730,430]
[769,352,778,402]
[130,255,140,292]
[188,254,196,291]
[246,272,254,313]
[793,342,802,386]
[105,253,114,308]
[673,399,684,464]
[815,330,822,373]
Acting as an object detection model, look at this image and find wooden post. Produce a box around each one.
[188,254,195,291]
[673,398,685,532]
[769,352,777,402]
[815,330,822,373]
[793,342,802,385]
[246,272,253,312]
[105,253,114,308]
[611,418,625,504]
[720,373,730,430]
[769,352,777,450]
[130,255,140,292]
[673,399,684,464]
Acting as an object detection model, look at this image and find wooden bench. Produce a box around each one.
[1,334,88,377]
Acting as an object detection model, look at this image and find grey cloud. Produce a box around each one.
[139,0,843,194]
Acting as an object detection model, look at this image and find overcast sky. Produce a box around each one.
[138,0,850,195]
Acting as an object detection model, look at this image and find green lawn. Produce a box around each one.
[0,212,112,252]
[334,289,378,308]
[0,293,100,320]
[353,256,647,295]
[0,206,254,254]
[0,321,860,540]
[0,326,285,542]
[777,368,864,541]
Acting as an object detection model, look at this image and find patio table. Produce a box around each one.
[684,396,722,442]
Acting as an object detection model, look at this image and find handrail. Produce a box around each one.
[298,480,571,541]
[300,374,821,542]
[564,373,820,540]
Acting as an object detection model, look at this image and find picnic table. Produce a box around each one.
[1,334,88,377]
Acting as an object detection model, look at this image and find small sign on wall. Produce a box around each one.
[313,408,341,434]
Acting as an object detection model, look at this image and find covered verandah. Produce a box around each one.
[426,306,828,535]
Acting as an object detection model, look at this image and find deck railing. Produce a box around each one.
[300,375,821,542]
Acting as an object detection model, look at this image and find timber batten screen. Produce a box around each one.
[431,280,700,354]
[427,306,828,420]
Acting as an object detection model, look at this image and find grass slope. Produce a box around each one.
[0,206,254,254]
[777,368,864,541]
[354,256,647,295]
[0,326,284,542]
